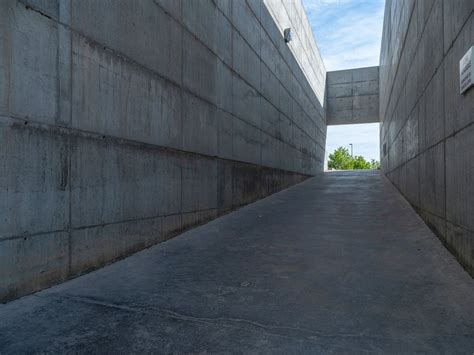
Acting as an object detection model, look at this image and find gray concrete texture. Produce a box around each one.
[0,0,327,302]
[327,66,380,125]
[380,0,474,275]
[2,171,474,353]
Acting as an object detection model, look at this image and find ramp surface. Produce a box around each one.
[1,171,474,353]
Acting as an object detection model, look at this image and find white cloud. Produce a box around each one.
[303,0,384,70]
[304,0,352,11]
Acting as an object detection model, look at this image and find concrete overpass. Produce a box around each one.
[326,66,380,126]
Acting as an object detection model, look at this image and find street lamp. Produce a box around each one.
[349,143,353,157]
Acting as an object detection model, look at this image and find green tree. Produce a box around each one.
[352,155,372,169]
[328,147,354,170]
[328,146,380,170]
[370,159,381,169]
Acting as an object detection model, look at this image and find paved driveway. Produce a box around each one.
[1,171,474,353]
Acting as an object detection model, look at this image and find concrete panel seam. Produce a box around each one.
[71,2,324,148]
[384,58,441,149]
[156,0,325,133]
[381,1,442,137]
[0,228,68,243]
[380,2,418,130]
[235,1,326,125]
[444,11,474,55]
[0,114,313,180]
[278,0,326,97]
[61,7,325,153]
[72,208,218,233]
[1,107,321,171]
[262,0,325,105]
[383,57,444,147]
[384,120,474,174]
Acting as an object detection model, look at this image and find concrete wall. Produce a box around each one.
[327,66,379,125]
[0,0,327,302]
[264,0,326,106]
[380,0,474,275]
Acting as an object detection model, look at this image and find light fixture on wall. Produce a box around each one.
[284,28,292,43]
[460,46,473,95]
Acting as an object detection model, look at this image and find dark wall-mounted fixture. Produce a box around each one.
[284,28,292,43]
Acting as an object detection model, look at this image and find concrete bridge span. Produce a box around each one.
[326,66,380,126]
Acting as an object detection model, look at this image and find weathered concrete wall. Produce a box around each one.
[326,67,379,125]
[264,0,326,106]
[0,0,327,302]
[380,0,474,275]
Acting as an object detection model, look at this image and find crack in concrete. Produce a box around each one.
[51,294,371,351]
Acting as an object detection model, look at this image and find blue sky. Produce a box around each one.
[303,0,385,162]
